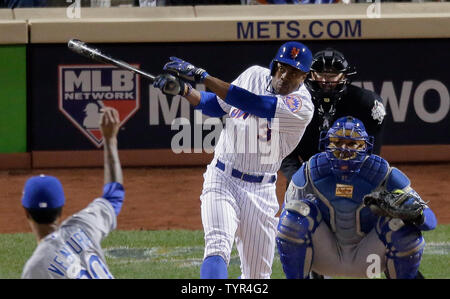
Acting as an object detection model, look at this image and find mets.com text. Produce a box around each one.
[237,20,362,40]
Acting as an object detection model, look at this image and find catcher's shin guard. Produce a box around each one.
[376,217,425,279]
[276,199,321,279]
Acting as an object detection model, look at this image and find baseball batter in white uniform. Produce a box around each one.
[154,42,314,279]
[21,107,124,279]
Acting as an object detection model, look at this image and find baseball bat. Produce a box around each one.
[67,39,156,83]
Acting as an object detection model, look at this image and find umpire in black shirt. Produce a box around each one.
[280,48,387,185]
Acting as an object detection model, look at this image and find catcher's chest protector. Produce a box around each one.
[307,153,390,243]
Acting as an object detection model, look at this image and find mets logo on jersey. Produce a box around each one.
[283,94,302,113]
[58,65,140,147]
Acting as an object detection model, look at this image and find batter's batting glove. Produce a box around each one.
[153,73,187,96]
[163,56,209,83]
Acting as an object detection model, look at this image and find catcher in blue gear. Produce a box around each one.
[276,116,437,279]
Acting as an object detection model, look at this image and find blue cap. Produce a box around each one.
[22,175,65,209]
[270,41,313,74]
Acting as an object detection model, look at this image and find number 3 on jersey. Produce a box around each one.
[258,120,272,142]
[230,108,272,142]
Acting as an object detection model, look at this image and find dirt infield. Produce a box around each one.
[1,162,449,234]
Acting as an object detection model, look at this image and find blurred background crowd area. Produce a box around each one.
[1,0,448,9]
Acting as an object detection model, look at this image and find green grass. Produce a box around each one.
[1,225,448,279]
[419,227,450,279]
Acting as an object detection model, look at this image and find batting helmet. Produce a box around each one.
[319,116,374,176]
[304,48,356,104]
[269,41,313,75]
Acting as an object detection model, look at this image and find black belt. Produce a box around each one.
[215,160,276,184]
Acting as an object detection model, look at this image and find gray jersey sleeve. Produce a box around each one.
[63,198,117,244]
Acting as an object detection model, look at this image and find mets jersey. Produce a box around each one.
[21,198,116,279]
[198,65,314,278]
[213,65,314,174]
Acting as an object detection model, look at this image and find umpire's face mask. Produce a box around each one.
[311,71,346,92]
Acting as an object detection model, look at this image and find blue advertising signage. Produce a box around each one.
[28,39,449,151]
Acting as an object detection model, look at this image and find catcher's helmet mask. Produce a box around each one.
[319,116,374,177]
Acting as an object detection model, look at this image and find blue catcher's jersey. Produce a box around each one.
[290,152,412,246]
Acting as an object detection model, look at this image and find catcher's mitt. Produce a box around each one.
[363,189,426,225]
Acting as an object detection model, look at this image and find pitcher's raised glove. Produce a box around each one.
[363,189,426,226]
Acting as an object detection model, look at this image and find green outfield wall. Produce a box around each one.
[0,45,27,153]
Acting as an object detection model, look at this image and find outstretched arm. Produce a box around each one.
[100,107,123,185]
[151,72,232,118]
[168,75,231,106]
[203,75,231,101]
[160,56,231,101]
[154,57,279,118]
[99,107,125,216]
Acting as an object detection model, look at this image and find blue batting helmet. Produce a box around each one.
[319,116,374,176]
[270,41,313,75]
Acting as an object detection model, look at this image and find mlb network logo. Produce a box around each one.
[58,65,140,147]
